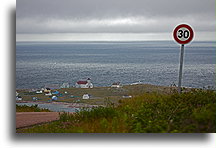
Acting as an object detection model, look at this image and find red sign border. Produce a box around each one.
[173,24,194,45]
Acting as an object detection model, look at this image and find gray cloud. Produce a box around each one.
[17,0,215,35]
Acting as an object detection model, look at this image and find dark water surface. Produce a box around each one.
[16,102,79,112]
[16,41,216,89]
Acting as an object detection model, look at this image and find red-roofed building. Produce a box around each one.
[75,78,93,88]
[77,81,88,85]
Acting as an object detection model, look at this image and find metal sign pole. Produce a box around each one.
[178,44,184,93]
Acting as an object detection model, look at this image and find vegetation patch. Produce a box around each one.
[16,104,51,112]
[19,89,216,133]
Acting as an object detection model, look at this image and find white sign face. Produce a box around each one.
[176,27,190,41]
[173,24,194,45]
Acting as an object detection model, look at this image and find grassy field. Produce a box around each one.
[16,84,177,106]
[17,88,216,133]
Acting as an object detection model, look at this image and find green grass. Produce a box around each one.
[16,104,51,112]
[18,89,216,133]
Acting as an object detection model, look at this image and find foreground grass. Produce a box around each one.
[16,104,51,112]
[19,90,216,133]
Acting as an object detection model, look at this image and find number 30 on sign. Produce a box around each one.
[173,24,194,45]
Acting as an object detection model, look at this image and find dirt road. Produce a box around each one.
[16,112,60,129]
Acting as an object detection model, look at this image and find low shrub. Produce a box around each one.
[16,104,51,112]
[20,90,216,133]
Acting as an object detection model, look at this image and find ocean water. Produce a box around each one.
[16,102,79,112]
[16,41,216,89]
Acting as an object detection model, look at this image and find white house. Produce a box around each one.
[45,92,52,96]
[16,91,22,101]
[16,96,22,101]
[36,90,43,94]
[44,88,51,93]
[111,82,121,88]
[82,94,90,99]
[75,78,93,88]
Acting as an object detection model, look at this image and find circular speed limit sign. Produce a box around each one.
[173,24,194,44]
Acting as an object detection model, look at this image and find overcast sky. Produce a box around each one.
[16,0,215,41]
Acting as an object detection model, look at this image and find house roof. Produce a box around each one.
[112,82,120,85]
[77,81,88,84]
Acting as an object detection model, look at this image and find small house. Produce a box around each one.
[16,96,22,101]
[36,90,43,94]
[111,82,121,88]
[44,88,51,93]
[45,92,52,96]
[82,94,90,99]
[75,78,93,88]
